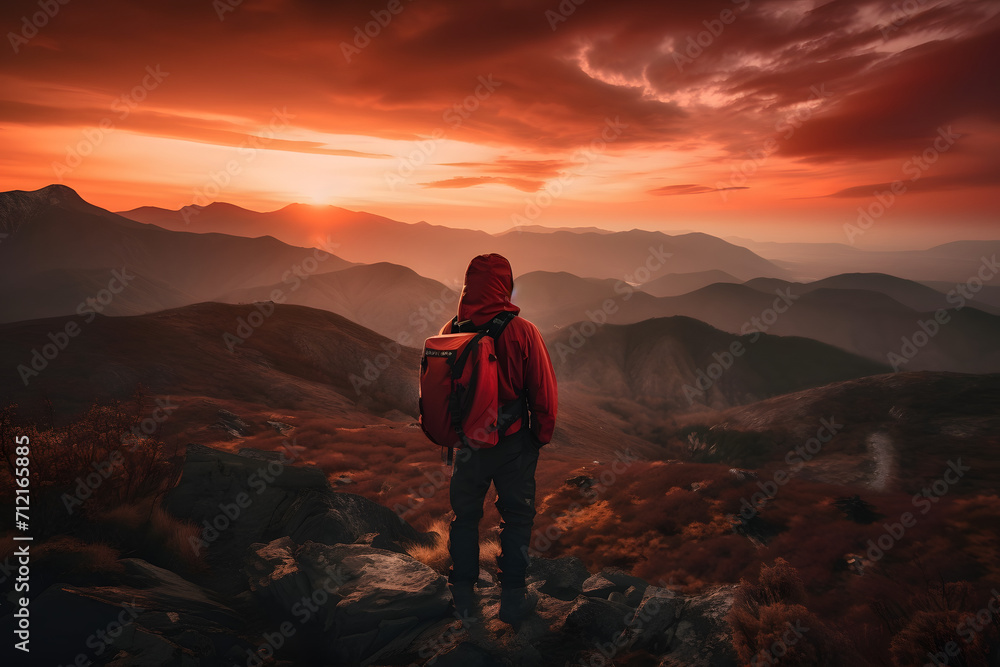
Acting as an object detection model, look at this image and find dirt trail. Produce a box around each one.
[866,432,896,491]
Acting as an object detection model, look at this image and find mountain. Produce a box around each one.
[639,270,740,297]
[517,271,1000,373]
[0,186,355,323]
[119,200,789,284]
[215,262,458,340]
[743,272,1000,315]
[548,316,888,416]
[497,224,614,235]
[726,236,1000,284]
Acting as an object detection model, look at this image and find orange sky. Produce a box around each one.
[1,0,998,248]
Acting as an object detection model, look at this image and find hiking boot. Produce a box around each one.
[499,586,537,629]
[449,583,479,626]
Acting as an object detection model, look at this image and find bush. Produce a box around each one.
[728,559,852,666]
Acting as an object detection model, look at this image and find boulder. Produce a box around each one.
[245,538,450,665]
[0,558,252,666]
[661,584,738,667]
[164,444,432,594]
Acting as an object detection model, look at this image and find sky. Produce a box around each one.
[0,0,998,248]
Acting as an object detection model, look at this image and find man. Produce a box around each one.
[444,253,557,629]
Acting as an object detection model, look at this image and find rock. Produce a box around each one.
[621,585,684,654]
[581,573,617,598]
[213,409,254,437]
[562,595,635,641]
[0,558,252,665]
[582,568,649,604]
[245,538,450,665]
[163,444,433,595]
[661,584,738,667]
[525,556,590,601]
[266,420,293,434]
[565,475,593,490]
[623,585,644,607]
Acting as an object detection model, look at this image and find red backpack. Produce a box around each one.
[419,311,526,462]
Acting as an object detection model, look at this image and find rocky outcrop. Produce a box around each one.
[244,537,450,665]
[4,443,740,666]
[163,444,434,594]
[3,558,255,666]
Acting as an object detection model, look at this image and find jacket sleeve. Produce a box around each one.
[523,321,558,444]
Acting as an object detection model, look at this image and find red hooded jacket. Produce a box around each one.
[440,254,558,444]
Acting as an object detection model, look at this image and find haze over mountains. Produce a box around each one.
[3,185,998,379]
[120,199,788,285]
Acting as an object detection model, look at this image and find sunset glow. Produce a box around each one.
[1,0,997,246]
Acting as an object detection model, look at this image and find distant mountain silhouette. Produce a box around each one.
[0,186,355,323]
[518,271,1000,373]
[728,237,1000,283]
[639,270,740,297]
[120,199,789,284]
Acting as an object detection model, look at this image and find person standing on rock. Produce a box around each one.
[442,253,558,628]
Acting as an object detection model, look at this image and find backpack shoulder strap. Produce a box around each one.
[483,311,517,340]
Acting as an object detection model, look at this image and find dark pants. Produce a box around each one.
[448,427,538,589]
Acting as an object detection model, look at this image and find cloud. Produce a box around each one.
[421,176,544,192]
[649,184,749,196]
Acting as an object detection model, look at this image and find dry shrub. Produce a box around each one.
[33,535,124,582]
[89,498,205,574]
[0,391,182,520]
[729,559,852,666]
[406,516,504,580]
[890,608,1000,667]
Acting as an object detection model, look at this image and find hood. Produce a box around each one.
[457,253,520,325]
